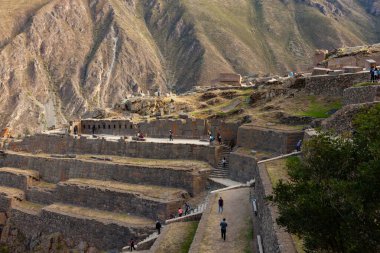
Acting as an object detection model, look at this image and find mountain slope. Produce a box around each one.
[0,0,379,133]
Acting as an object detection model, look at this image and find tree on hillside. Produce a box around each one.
[272,104,380,253]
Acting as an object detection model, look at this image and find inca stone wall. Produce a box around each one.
[0,153,210,195]
[6,207,154,251]
[80,118,240,143]
[304,72,369,96]
[55,182,184,220]
[228,150,257,183]
[237,125,304,154]
[322,102,380,134]
[9,134,220,167]
[253,163,297,253]
[343,85,380,105]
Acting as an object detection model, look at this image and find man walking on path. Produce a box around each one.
[129,238,136,251]
[220,218,228,241]
[218,197,224,213]
[156,220,162,235]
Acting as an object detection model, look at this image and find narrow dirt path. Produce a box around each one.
[197,188,253,253]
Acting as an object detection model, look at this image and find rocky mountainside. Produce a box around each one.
[0,0,379,134]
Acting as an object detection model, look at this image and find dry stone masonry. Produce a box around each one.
[0,133,215,252]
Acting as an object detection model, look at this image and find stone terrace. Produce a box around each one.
[0,133,216,251]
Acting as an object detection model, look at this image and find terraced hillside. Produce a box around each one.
[0,0,379,134]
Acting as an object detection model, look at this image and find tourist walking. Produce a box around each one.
[222,157,227,168]
[156,220,162,235]
[178,207,183,217]
[217,133,222,145]
[209,134,215,145]
[129,238,136,251]
[218,197,224,213]
[169,130,173,141]
[375,67,379,81]
[220,218,228,241]
[296,139,302,152]
[370,67,376,82]
[184,202,191,215]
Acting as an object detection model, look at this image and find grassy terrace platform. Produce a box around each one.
[44,203,154,226]
[63,179,188,201]
[5,151,212,172]
[0,186,24,198]
[0,167,39,178]
[78,154,212,172]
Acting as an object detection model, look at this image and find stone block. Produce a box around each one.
[0,168,39,190]
[311,67,331,76]
[343,66,363,73]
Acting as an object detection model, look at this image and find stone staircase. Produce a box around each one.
[210,145,231,178]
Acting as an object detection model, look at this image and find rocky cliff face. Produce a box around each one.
[0,0,379,134]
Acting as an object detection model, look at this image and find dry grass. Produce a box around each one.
[15,201,44,212]
[45,203,154,226]
[79,154,211,171]
[66,178,187,200]
[155,221,199,253]
[265,158,289,186]
[0,167,38,177]
[0,0,51,44]
[0,186,24,197]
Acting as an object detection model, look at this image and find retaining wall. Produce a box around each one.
[8,134,220,167]
[56,182,183,220]
[8,207,154,251]
[0,153,210,195]
[321,102,380,134]
[237,125,303,154]
[80,118,240,144]
[228,150,257,183]
[252,163,297,253]
[343,85,380,105]
[304,71,369,96]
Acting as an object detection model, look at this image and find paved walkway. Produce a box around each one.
[190,188,253,253]
[209,178,243,187]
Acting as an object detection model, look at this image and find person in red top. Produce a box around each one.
[178,207,183,217]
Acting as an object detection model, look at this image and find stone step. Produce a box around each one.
[56,179,189,220]
[0,167,39,190]
[0,186,25,212]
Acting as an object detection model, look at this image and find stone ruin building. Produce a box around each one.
[0,67,378,252]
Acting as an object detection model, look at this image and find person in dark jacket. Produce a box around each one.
[129,238,136,251]
[220,218,228,241]
[218,197,224,213]
[156,220,162,234]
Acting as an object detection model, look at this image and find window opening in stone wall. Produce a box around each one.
[108,125,111,129]
[114,125,116,129]
[130,125,133,129]
[125,124,127,129]
[119,125,121,129]
[98,125,101,129]
[83,125,86,129]
[103,125,105,129]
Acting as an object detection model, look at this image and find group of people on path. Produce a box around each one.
[210,132,223,145]
[370,66,380,83]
